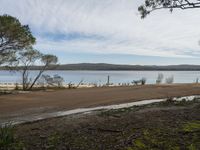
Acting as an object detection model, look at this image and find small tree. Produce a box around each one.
[156,73,164,84]
[165,76,174,84]
[28,54,58,90]
[40,74,64,88]
[0,15,35,65]
[15,48,58,90]
[141,77,146,85]
[17,48,41,90]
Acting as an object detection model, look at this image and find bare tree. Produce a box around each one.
[138,0,200,18]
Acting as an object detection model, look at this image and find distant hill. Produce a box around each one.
[51,63,200,71]
[2,63,200,71]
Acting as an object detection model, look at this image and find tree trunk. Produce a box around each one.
[28,65,47,90]
[22,69,27,90]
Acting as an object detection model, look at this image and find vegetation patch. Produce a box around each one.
[4,98,200,149]
[0,124,24,150]
[183,121,200,132]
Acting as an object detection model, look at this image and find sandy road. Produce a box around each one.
[1,84,200,123]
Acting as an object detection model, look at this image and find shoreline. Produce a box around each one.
[0,82,199,90]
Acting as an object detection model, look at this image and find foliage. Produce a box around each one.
[13,48,58,90]
[16,48,42,90]
[0,14,58,90]
[46,133,61,150]
[28,54,58,90]
[165,75,174,84]
[0,14,35,65]
[0,124,24,150]
[134,139,146,149]
[40,74,64,88]
[14,83,19,90]
[0,124,15,149]
[141,77,146,85]
[138,0,200,18]
[132,77,146,85]
[183,121,200,132]
[156,73,164,84]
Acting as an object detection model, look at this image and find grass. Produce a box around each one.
[46,133,61,150]
[124,125,200,150]
[0,124,15,149]
[0,124,24,150]
[97,98,200,150]
[183,121,200,132]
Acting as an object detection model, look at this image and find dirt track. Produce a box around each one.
[1,84,200,123]
[15,98,200,149]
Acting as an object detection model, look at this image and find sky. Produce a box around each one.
[1,0,200,65]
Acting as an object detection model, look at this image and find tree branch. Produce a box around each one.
[139,0,200,18]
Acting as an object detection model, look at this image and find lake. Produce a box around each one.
[0,70,200,85]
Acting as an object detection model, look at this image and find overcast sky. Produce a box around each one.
[1,0,200,65]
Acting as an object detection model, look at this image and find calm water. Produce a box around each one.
[0,70,200,84]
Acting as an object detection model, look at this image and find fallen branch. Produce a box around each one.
[88,127,123,133]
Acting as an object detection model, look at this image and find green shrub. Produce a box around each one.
[183,121,200,132]
[0,124,24,150]
[14,83,19,90]
[0,124,15,149]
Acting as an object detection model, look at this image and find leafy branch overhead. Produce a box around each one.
[138,0,200,18]
[0,14,36,64]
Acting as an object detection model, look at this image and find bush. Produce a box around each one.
[156,73,164,84]
[132,78,146,85]
[0,124,15,149]
[40,74,64,88]
[195,78,199,84]
[165,76,174,84]
[14,83,19,90]
[141,77,146,85]
[0,124,24,150]
[166,97,174,103]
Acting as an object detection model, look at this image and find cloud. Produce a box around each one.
[0,0,200,58]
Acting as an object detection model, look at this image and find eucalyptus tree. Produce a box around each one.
[0,15,35,65]
[16,48,41,90]
[16,48,58,90]
[28,54,58,90]
[138,0,200,18]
